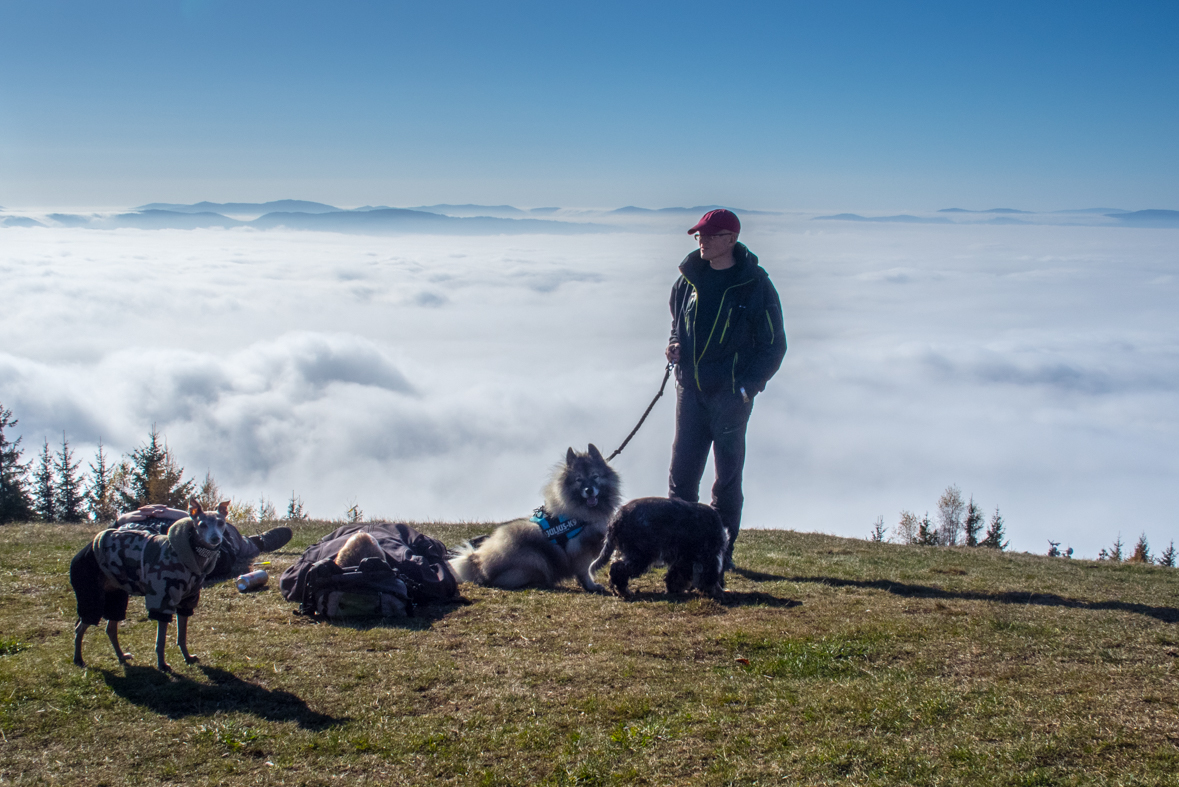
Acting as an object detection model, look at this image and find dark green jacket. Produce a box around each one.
[669,243,786,395]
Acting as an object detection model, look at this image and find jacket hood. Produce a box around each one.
[168,518,220,575]
[679,242,763,280]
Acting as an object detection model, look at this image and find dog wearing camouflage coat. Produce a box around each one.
[71,498,229,671]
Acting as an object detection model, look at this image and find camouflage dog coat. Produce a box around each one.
[92,518,220,623]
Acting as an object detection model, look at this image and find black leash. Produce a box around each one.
[607,362,675,463]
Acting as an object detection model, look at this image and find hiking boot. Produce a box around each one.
[249,527,292,553]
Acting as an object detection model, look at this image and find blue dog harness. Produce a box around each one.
[530,507,584,547]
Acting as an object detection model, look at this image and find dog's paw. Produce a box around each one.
[184,654,200,665]
[584,582,608,594]
[73,656,86,668]
[157,661,173,673]
[117,652,133,664]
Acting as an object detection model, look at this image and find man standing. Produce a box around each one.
[666,209,786,567]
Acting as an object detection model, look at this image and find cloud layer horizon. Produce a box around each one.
[2,217,1176,558]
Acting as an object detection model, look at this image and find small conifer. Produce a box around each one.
[0,402,33,524]
[86,440,118,523]
[197,471,222,510]
[1157,541,1176,568]
[54,433,84,523]
[963,497,984,547]
[869,515,886,543]
[119,426,195,509]
[1107,534,1124,563]
[32,439,57,523]
[286,491,308,522]
[981,508,1008,550]
[917,512,938,545]
[258,495,278,522]
[1129,533,1151,564]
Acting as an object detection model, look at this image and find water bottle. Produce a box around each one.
[236,569,269,592]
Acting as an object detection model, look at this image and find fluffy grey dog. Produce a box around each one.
[590,497,728,600]
[449,444,621,591]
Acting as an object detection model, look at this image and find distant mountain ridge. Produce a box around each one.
[20,206,610,235]
[1106,209,1179,227]
[814,214,953,224]
[938,208,1031,214]
[610,205,780,216]
[137,200,341,215]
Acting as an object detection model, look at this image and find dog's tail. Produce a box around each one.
[446,538,486,584]
[588,532,616,576]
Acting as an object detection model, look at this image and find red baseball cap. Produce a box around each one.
[687,209,740,235]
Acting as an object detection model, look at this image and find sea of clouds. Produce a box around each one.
[1,215,1176,558]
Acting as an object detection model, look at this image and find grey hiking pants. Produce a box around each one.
[668,383,754,557]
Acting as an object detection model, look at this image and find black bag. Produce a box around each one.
[280,522,459,618]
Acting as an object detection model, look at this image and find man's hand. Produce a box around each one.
[665,343,680,363]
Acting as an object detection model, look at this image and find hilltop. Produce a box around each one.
[1,521,1176,785]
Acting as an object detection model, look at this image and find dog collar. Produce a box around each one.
[530,507,584,547]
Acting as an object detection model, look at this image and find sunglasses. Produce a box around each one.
[693,232,735,242]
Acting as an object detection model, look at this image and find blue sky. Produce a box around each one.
[2,0,1177,209]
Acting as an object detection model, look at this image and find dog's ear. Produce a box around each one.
[189,498,204,518]
[566,447,576,466]
[587,444,603,462]
[217,501,231,517]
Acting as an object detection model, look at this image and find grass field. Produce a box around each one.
[1,521,1177,786]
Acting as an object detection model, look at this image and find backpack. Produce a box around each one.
[279,522,459,619]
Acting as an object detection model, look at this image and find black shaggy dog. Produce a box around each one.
[590,497,728,599]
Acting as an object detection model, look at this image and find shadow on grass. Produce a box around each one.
[608,589,800,610]
[787,575,1179,623]
[307,600,471,631]
[100,664,343,729]
[724,590,801,609]
[731,567,789,582]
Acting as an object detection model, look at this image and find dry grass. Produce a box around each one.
[1,520,1178,786]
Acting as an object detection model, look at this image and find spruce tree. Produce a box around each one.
[197,471,222,509]
[32,439,57,522]
[963,497,984,547]
[54,432,84,522]
[1157,541,1176,568]
[1129,533,1151,564]
[0,403,33,524]
[119,426,195,509]
[980,508,1008,550]
[869,515,886,543]
[1107,534,1124,562]
[286,491,308,522]
[917,512,938,545]
[86,440,118,523]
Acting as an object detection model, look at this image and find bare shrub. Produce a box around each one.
[894,511,919,545]
[936,485,965,546]
[229,500,257,525]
